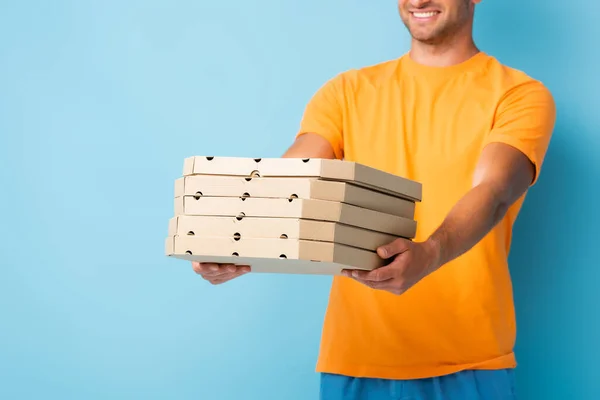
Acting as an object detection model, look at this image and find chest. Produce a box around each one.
[342,78,499,176]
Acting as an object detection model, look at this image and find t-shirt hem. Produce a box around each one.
[315,352,517,380]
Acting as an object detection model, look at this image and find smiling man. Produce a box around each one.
[192,0,556,399]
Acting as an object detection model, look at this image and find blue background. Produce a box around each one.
[1,1,598,399]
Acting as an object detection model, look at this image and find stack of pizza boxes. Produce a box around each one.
[165,156,422,275]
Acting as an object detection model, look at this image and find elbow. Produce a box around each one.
[476,181,513,225]
[493,198,511,224]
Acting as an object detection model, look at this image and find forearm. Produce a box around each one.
[281,133,337,159]
[426,182,510,268]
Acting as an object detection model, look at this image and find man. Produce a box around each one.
[192,0,556,398]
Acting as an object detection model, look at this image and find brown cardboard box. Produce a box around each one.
[183,156,422,201]
[174,175,415,218]
[168,215,399,251]
[166,156,422,275]
[173,196,416,238]
[165,235,387,275]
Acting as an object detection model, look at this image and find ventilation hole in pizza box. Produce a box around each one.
[233,232,241,241]
[301,158,310,163]
[205,156,214,161]
[249,170,261,178]
[244,177,252,182]
[232,252,239,257]
[236,212,246,221]
[185,250,193,255]
[253,158,262,162]
[193,191,203,200]
[186,231,195,236]
[241,192,250,201]
[288,194,298,202]
[280,234,288,239]
[279,254,287,259]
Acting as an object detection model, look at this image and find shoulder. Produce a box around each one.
[326,57,403,91]
[482,55,554,105]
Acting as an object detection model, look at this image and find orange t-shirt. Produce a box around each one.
[296,52,556,379]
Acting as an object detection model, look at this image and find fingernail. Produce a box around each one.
[352,271,358,278]
[210,265,219,271]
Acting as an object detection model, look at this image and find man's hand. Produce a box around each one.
[192,262,251,285]
[342,238,442,296]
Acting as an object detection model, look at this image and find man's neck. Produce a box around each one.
[409,36,480,68]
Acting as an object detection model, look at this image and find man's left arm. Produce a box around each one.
[346,80,557,295]
[425,141,537,269]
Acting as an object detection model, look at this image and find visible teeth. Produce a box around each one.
[413,11,437,18]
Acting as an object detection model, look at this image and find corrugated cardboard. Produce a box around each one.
[165,235,387,275]
[169,215,400,251]
[174,196,416,238]
[182,156,422,201]
[174,175,415,219]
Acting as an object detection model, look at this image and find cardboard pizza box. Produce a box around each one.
[168,215,400,252]
[173,196,417,238]
[174,175,415,219]
[165,235,388,275]
[182,156,422,201]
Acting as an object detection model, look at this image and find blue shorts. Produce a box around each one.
[320,369,517,400]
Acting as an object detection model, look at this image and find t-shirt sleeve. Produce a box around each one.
[483,80,557,186]
[296,73,346,160]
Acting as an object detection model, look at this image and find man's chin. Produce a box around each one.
[409,30,443,44]
[410,33,440,45]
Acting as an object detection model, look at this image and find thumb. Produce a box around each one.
[377,238,410,259]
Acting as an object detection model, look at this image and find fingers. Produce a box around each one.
[377,238,411,259]
[205,268,247,285]
[342,271,404,295]
[191,262,251,284]
[343,266,396,282]
[341,258,406,295]
[192,262,235,276]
